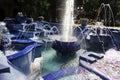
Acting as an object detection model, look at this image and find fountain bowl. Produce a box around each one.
[52,40,81,56]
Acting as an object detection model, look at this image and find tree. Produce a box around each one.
[5,0,120,23]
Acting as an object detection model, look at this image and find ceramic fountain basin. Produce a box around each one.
[52,40,81,55]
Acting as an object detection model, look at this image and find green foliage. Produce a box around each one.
[116,1,120,16]
[15,0,120,23]
[16,0,50,19]
[34,0,50,15]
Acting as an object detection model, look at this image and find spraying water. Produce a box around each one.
[62,0,75,41]
[96,3,115,27]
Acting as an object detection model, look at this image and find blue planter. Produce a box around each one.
[11,39,35,50]
[81,20,88,26]
[0,52,27,80]
[86,34,114,51]
[7,43,42,75]
[52,40,81,56]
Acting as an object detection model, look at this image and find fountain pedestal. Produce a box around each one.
[52,40,80,56]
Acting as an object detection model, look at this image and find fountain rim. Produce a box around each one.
[54,39,79,43]
[7,43,42,60]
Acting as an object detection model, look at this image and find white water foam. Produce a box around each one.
[62,0,75,41]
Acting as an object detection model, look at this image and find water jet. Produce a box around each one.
[52,0,80,55]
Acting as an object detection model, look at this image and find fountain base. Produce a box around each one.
[52,40,81,56]
[86,34,114,51]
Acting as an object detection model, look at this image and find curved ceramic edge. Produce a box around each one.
[43,66,81,80]
[7,43,42,60]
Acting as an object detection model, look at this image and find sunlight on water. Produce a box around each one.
[39,48,85,76]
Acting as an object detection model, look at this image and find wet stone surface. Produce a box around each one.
[92,49,120,80]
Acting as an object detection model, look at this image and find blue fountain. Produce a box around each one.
[52,40,80,55]
[52,0,80,56]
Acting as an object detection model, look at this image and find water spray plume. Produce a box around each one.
[62,0,74,41]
